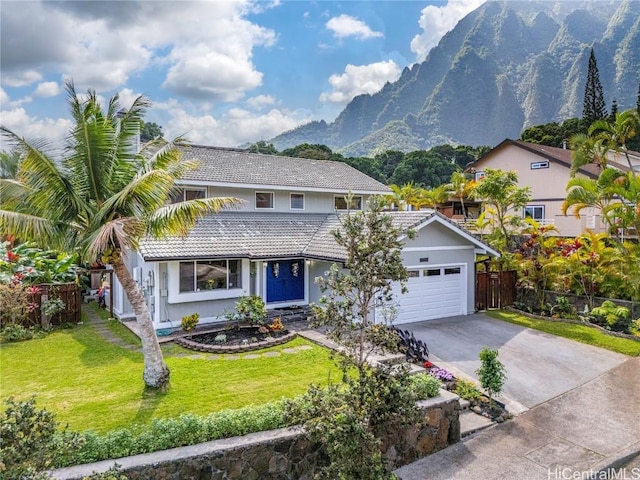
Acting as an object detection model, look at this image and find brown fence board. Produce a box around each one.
[27,283,82,327]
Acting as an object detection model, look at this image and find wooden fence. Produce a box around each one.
[27,283,82,327]
[476,270,517,310]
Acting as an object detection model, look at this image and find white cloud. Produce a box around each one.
[319,60,401,104]
[2,70,42,88]
[163,105,310,147]
[1,1,276,100]
[246,94,276,110]
[0,108,72,152]
[116,88,144,111]
[411,0,486,61]
[33,82,60,98]
[326,14,383,40]
[0,87,8,105]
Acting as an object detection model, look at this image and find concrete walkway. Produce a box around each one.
[394,356,640,480]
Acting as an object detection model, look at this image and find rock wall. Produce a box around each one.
[52,391,460,480]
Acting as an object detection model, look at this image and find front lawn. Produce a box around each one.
[488,310,640,356]
[0,318,340,433]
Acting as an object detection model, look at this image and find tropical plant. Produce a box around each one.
[180,313,200,332]
[590,300,630,331]
[0,80,239,389]
[448,170,473,218]
[476,347,506,406]
[312,195,411,373]
[0,242,78,285]
[469,169,531,251]
[588,110,640,172]
[0,396,83,480]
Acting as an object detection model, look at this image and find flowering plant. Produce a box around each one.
[258,325,269,334]
[423,361,434,369]
[269,317,283,332]
[428,367,455,382]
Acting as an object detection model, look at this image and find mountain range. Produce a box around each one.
[271,0,640,157]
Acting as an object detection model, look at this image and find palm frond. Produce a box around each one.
[83,216,146,262]
[147,197,242,238]
[0,210,60,247]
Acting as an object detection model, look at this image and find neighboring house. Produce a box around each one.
[110,145,499,329]
[463,139,635,237]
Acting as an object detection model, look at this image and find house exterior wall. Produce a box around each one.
[179,185,375,214]
[472,145,603,237]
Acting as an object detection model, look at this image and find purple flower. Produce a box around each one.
[428,367,455,381]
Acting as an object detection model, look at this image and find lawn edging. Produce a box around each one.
[51,390,460,480]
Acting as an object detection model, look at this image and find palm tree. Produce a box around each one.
[569,133,609,176]
[562,167,623,236]
[448,170,470,218]
[589,110,640,173]
[0,80,238,390]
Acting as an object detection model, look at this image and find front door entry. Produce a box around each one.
[266,260,305,303]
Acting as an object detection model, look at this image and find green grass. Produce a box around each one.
[487,310,640,357]
[0,317,341,434]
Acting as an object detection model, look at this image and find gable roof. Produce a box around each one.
[177,145,390,194]
[139,211,499,262]
[471,139,630,178]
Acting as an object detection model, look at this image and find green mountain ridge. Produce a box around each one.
[271,0,640,157]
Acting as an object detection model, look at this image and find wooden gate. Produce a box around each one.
[27,282,82,327]
[476,270,516,310]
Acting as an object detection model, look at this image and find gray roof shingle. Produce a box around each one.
[140,213,330,261]
[139,211,447,262]
[178,145,390,193]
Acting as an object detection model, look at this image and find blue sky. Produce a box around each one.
[0,0,484,149]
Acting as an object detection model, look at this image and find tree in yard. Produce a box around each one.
[582,48,607,125]
[562,167,621,236]
[475,347,506,409]
[469,169,531,251]
[0,80,238,390]
[292,195,429,479]
[139,121,164,143]
[588,109,640,173]
[448,170,472,218]
[312,195,412,373]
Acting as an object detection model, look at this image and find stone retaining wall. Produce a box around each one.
[517,288,640,318]
[52,391,460,480]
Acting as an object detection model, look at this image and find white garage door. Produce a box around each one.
[381,265,465,325]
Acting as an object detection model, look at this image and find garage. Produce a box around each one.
[381,264,466,325]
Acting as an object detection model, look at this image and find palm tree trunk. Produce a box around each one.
[111,257,170,390]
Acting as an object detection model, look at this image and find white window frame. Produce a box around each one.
[255,191,275,209]
[530,161,549,170]
[524,205,545,221]
[171,187,206,203]
[168,259,249,304]
[178,259,243,293]
[334,195,363,211]
[290,193,305,210]
[474,171,485,181]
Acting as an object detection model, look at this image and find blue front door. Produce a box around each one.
[266,260,305,303]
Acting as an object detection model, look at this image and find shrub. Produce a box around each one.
[428,366,455,382]
[629,319,640,338]
[41,297,66,318]
[0,282,38,327]
[0,397,83,479]
[57,399,294,467]
[590,300,630,331]
[551,296,576,318]
[409,373,442,399]
[235,295,267,325]
[180,313,199,332]
[0,323,43,343]
[454,379,483,402]
[476,347,507,403]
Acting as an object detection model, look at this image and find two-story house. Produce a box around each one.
[110,145,499,329]
[465,139,636,237]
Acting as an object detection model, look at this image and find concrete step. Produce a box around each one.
[460,410,494,438]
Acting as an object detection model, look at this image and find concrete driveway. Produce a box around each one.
[404,313,628,412]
